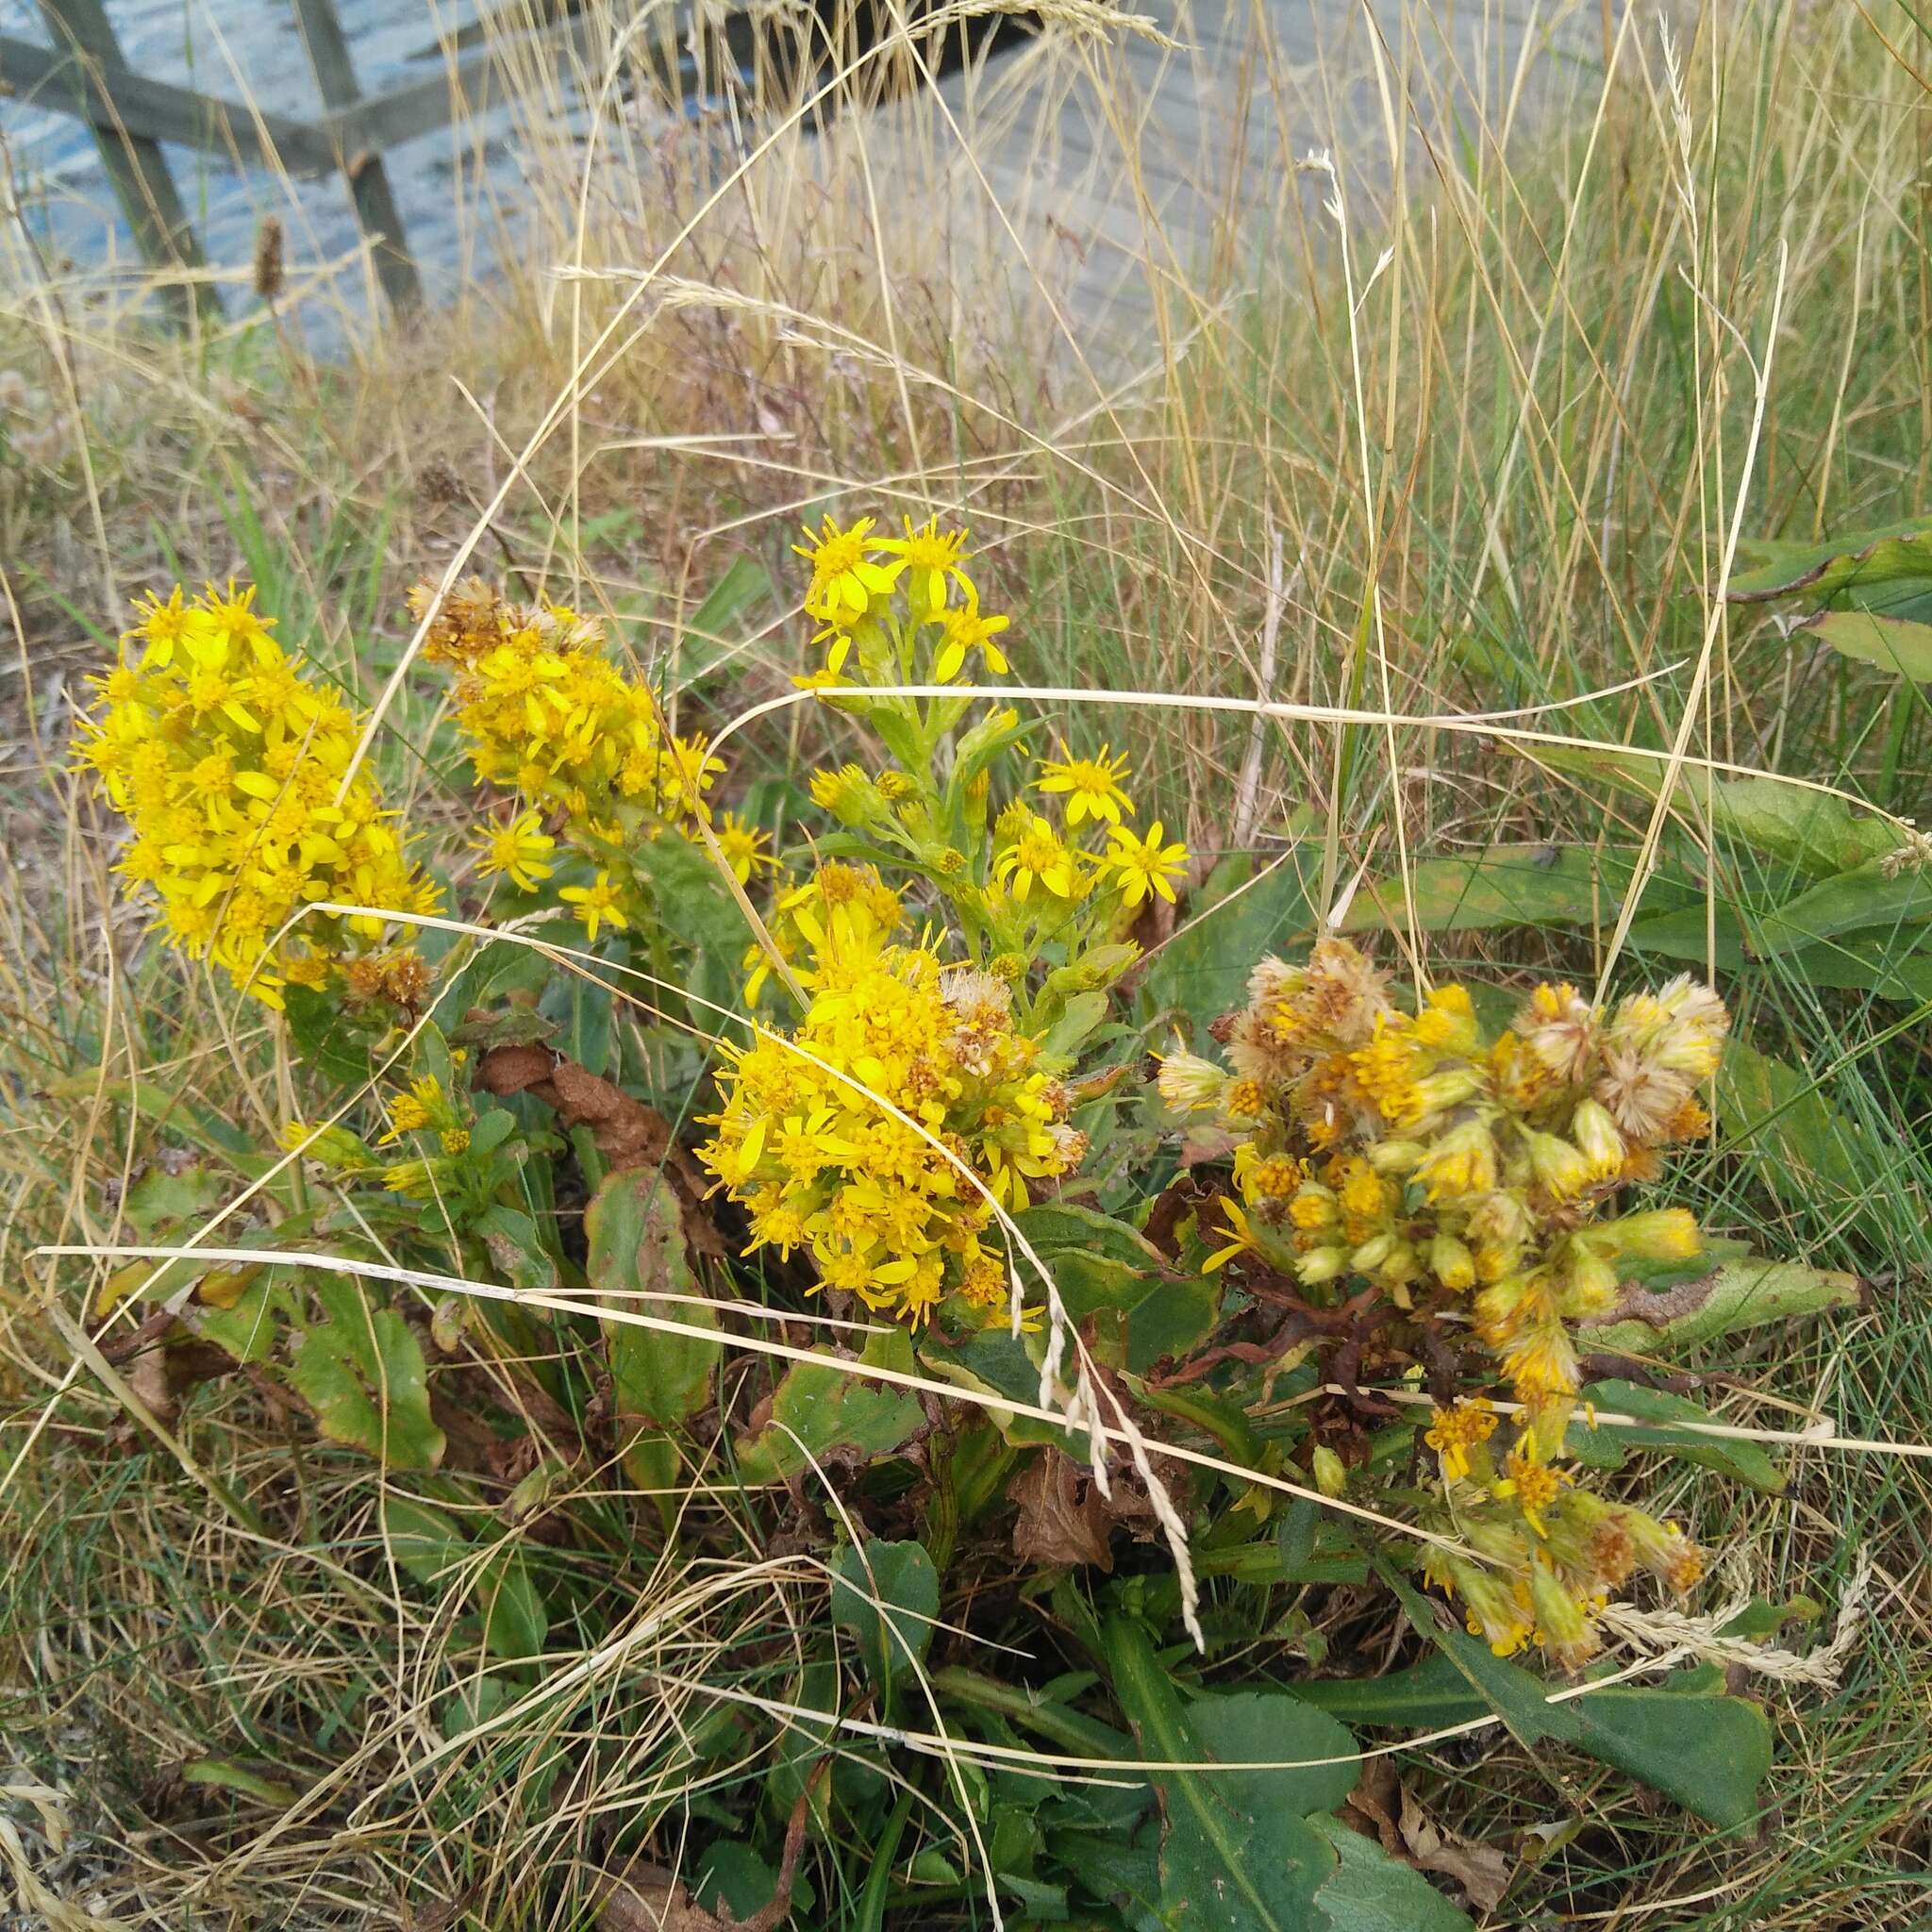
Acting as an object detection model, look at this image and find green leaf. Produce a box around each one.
[1541,748,1901,878]
[475,1540,548,1659]
[831,1539,940,1693]
[1567,1381,1784,1492]
[1715,1041,1875,1227]
[733,1327,926,1483]
[1139,852,1311,1033]
[586,1169,720,1429]
[1188,1690,1360,1819]
[1382,1568,1771,1827]
[1801,609,1932,681]
[1015,1205,1213,1374]
[1584,1257,1859,1355]
[286,1278,444,1471]
[380,1495,469,1586]
[472,1202,559,1294]
[378,1496,544,1659]
[1043,989,1111,1058]
[1748,859,1932,957]
[1104,1615,1341,1930]
[283,981,375,1090]
[1133,1379,1265,1468]
[628,831,753,1022]
[1290,1655,1490,1729]
[1569,1680,1772,1831]
[1726,512,1932,617]
[1336,845,1690,938]
[180,1757,302,1808]
[1782,938,1932,1004]
[197,1270,292,1364]
[693,1842,806,1924]
[1624,904,1747,973]
[122,1163,227,1237]
[1307,1817,1474,1932]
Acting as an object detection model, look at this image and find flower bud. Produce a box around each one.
[1296,1245,1347,1287]
[1569,1097,1625,1180]
[1156,1050,1228,1114]
[1561,1242,1619,1317]
[1454,1563,1535,1657]
[279,1120,373,1170]
[1367,1138,1426,1175]
[1414,1121,1498,1202]
[1601,1208,1701,1260]
[1524,1129,1592,1199]
[1429,1234,1477,1291]
[1529,1561,1600,1672]
[1310,1445,1347,1498]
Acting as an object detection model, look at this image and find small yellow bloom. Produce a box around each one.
[932,591,1011,683]
[560,872,629,941]
[993,815,1078,902]
[1036,745,1134,825]
[1424,1397,1496,1481]
[794,514,901,655]
[716,811,777,884]
[877,515,973,617]
[471,808,556,891]
[1102,820,1187,907]
[1494,1447,1567,1537]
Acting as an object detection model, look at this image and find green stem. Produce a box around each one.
[854,1783,919,1932]
[925,1666,1136,1760]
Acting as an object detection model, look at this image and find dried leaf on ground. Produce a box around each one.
[1008,1447,1158,1570]
[1008,1448,1114,1568]
[1397,1790,1512,1911]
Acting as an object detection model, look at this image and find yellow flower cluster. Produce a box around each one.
[700,884,1086,1327]
[991,794,1190,916]
[1419,1396,1707,1667]
[769,513,1193,1026]
[1165,940,1727,1441]
[1160,937,1729,1666]
[284,1072,478,1204]
[70,583,438,1007]
[794,513,1006,682]
[741,859,907,1004]
[411,576,724,832]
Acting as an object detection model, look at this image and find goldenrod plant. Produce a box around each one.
[62,512,1851,1922]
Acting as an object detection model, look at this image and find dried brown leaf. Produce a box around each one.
[475,1042,724,1257]
[1398,1790,1512,1911]
[1008,1448,1113,1570]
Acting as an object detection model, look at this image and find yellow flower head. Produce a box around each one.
[560,872,629,942]
[1036,745,1134,825]
[1102,820,1187,907]
[994,815,1079,903]
[1424,1397,1497,1482]
[471,808,557,892]
[878,515,974,618]
[717,811,778,884]
[933,591,1011,684]
[795,514,902,658]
